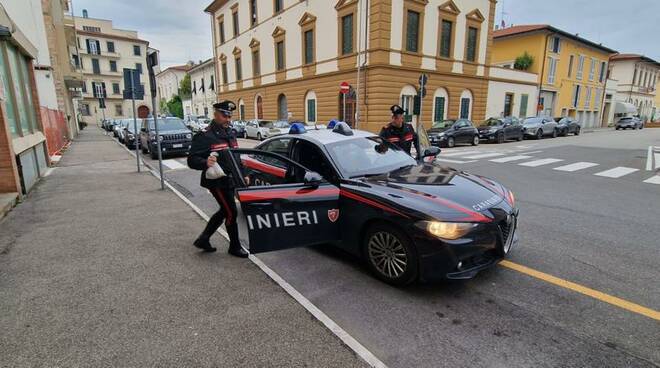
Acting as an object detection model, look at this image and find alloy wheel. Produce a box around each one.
[368,231,408,279]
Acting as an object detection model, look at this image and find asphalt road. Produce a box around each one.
[138,127,660,367]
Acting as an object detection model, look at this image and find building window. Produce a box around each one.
[274,0,283,14]
[200,77,205,93]
[589,58,596,81]
[504,93,514,117]
[82,26,101,32]
[106,41,115,53]
[72,54,80,68]
[252,50,260,76]
[235,57,242,81]
[115,104,123,116]
[133,45,141,56]
[599,61,606,82]
[112,83,120,94]
[81,80,87,93]
[86,39,100,55]
[585,86,592,108]
[109,60,117,72]
[91,58,100,74]
[433,96,445,122]
[192,80,196,94]
[572,85,581,107]
[232,8,240,37]
[520,94,529,118]
[341,14,353,55]
[239,103,245,120]
[547,57,557,84]
[550,36,561,53]
[91,82,106,98]
[460,98,471,119]
[0,43,20,136]
[568,55,574,78]
[304,30,314,64]
[276,41,285,71]
[250,0,258,26]
[594,88,602,110]
[405,10,420,53]
[221,62,228,84]
[135,63,142,74]
[210,75,215,91]
[439,20,453,58]
[218,19,225,44]
[80,103,91,116]
[307,98,316,123]
[576,55,585,80]
[466,27,478,62]
[256,95,263,119]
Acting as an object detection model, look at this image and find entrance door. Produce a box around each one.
[222,148,340,253]
[277,94,288,120]
[339,89,356,127]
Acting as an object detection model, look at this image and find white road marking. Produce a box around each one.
[655,153,660,170]
[435,158,477,164]
[594,167,639,178]
[517,150,544,155]
[118,138,388,368]
[642,176,660,185]
[462,152,505,159]
[439,150,480,157]
[553,162,600,172]
[645,146,653,171]
[519,158,564,167]
[162,159,187,170]
[489,155,532,163]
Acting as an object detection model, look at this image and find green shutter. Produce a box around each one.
[307,99,316,122]
[406,11,419,52]
[304,30,314,64]
[440,20,452,58]
[519,94,529,118]
[467,27,477,62]
[434,97,445,122]
[342,14,353,55]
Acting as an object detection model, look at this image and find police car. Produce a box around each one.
[218,122,519,286]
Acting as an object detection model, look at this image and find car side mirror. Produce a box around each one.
[303,171,323,188]
[422,146,441,159]
[140,128,146,132]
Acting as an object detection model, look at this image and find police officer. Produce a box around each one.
[379,105,420,158]
[187,100,248,257]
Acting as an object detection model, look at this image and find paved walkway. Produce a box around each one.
[0,128,366,367]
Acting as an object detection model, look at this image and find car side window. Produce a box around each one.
[232,151,308,187]
[261,138,291,158]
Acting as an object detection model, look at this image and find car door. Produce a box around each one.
[221,148,340,253]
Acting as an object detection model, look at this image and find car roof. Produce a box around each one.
[273,127,376,146]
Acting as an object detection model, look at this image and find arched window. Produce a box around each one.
[399,84,417,123]
[238,98,245,120]
[277,94,288,120]
[338,87,356,126]
[459,89,473,120]
[305,91,317,123]
[254,94,263,119]
[432,88,449,123]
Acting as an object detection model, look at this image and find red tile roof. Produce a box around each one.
[610,53,660,66]
[493,24,617,54]
[493,24,548,38]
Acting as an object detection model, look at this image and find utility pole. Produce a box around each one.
[148,50,164,190]
[123,68,144,173]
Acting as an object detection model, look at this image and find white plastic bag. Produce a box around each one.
[205,152,226,179]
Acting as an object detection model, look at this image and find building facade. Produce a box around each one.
[492,25,616,128]
[486,66,538,119]
[66,11,153,125]
[188,58,216,118]
[205,0,538,132]
[155,63,190,106]
[608,54,659,122]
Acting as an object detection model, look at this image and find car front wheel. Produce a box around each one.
[363,224,418,286]
[257,132,262,141]
[447,137,455,148]
[472,135,480,146]
[496,132,504,144]
[575,127,581,135]
[536,130,543,140]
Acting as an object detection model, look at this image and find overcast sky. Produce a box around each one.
[71,0,659,68]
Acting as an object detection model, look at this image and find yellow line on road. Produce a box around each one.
[500,260,660,321]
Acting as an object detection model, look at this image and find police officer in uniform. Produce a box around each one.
[187,100,249,257]
[379,105,420,159]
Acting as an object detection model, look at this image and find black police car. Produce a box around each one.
[477,117,524,143]
[217,122,519,286]
[427,119,480,148]
[139,117,192,159]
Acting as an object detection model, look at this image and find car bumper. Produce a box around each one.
[479,132,497,140]
[412,206,519,282]
[151,142,192,154]
[428,136,446,147]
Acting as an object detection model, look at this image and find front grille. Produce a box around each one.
[162,133,188,142]
[498,217,513,245]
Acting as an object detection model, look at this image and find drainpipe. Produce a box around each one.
[355,0,369,129]
[537,33,550,116]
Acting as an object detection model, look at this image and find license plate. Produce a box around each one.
[173,143,183,148]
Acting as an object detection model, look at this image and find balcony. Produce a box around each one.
[79,49,121,59]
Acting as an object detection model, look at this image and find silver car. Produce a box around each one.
[522,116,559,139]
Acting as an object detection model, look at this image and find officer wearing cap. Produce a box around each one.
[187,100,248,257]
[379,105,420,158]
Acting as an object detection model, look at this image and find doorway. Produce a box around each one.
[338,88,356,127]
[277,94,288,120]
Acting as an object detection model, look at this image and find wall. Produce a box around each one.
[487,68,538,118]
[491,33,546,78]
[189,61,216,117]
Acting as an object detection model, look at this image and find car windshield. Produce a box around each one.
[148,118,187,131]
[431,120,455,129]
[273,121,290,128]
[483,118,503,126]
[619,118,632,121]
[326,137,417,178]
[523,117,544,124]
[258,121,273,128]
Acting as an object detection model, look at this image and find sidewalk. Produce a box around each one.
[0,128,366,367]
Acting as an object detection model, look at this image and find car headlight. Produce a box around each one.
[128,133,134,139]
[489,127,498,132]
[186,133,192,139]
[439,132,446,137]
[418,221,477,240]
[158,135,164,142]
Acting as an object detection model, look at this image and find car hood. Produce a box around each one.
[522,122,541,128]
[478,125,501,131]
[356,163,509,222]
[428,127,452,135]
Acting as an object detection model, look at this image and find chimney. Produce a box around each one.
[82,9,88,18]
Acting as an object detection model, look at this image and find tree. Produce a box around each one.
[179,74,192,100]
[166,95,183,118]
[514,52,534,71]
[159,98,169,115]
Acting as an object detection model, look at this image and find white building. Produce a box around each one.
[155,63,191,105]
[66,10,153,124]
[188,58,216,118]
[486,67,538,119]
[609,53,659,122]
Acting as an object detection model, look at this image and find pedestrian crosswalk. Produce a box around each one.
[435,148,660,186]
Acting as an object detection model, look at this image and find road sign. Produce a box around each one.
[123,68,144,100]
[340,81,350,94]
[419,74,428,86]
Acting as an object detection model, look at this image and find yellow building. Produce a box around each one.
[492,25,616,127]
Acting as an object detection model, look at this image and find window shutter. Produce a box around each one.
[434,97,445,122]
[86,39,91,54]
[95,40,101,54]
[200,77,205,92]
[406,11,419,52]
[519,94,528,117]
[210,75,214,90]
[307,99,316,122]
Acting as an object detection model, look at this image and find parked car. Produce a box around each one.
[139,117,193,159]
[555,117,582,136]
[428,119,480,148]
[230,120,247,138]
[477,117,523,143]
[521,116,558,139]
[112,120,124,138]
[270,121,292,137]
[124,121,141,150]
[117,119,132,143]
[615,117,644,130]
[245,119,275,140]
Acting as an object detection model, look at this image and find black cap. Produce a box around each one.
[390,104,405,116]
[213,100,236,116]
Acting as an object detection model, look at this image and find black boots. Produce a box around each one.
[228,244,249,258]
[193,237,217,252]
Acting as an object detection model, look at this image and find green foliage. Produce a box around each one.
[166,95,183,118]
[159,98,169,115]
[514,52,534,71]
[179,74,192,99]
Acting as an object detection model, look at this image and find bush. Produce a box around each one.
[166,95,183,118]
[514,52,534,71]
